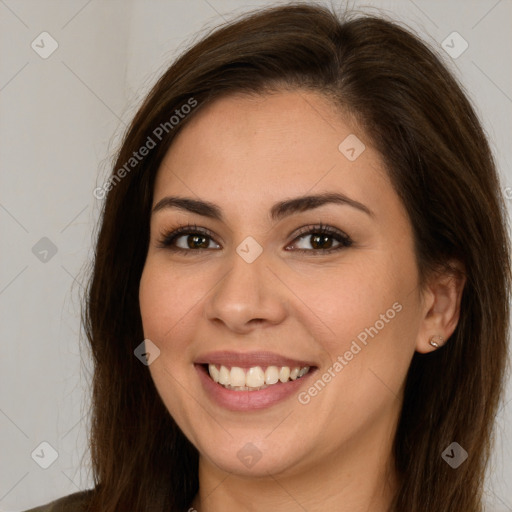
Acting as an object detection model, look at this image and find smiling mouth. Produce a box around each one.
[205,364,312,391]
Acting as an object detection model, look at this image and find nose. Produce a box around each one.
[205,248,288,335]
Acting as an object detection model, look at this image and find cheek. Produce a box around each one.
[138,261,200,425]
[295,250,420,382]
[139,264,172,342]
[289,256,406,338]
[139,258,208,345]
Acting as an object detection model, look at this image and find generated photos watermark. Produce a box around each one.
[298,301,403,405]
[93,97,198,200]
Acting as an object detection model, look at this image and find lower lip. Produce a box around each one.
[195,364,316,411]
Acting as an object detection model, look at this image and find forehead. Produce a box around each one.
[153,90,396,223]
[157,90,363,174]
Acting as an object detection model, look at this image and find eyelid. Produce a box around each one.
[156,223,219,249]
[285,223,352,252]
[156,222,352,253]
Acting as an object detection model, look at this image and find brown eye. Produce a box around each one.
[157,224,221,252]
[181,234,212,249]
[158,223,352,255]
[309,233,335,250]
[287,224,353,254]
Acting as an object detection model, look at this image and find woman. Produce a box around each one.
[26,2,510,511]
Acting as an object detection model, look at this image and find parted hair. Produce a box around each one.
[83,3,511,511]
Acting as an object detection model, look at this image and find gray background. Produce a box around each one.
[0,0,511,510]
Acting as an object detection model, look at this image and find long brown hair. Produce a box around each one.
[83,3,511,511]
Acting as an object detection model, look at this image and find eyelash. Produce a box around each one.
[157,222,353,255]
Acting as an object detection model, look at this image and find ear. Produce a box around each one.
[415,260,466,354]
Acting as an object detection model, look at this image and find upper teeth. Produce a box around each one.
[208,364,310,390]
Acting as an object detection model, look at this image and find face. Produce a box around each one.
[139,90,426,479]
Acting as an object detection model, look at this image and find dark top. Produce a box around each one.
[23,490,93,512]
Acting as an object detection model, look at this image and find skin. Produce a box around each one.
[139,90,465,511]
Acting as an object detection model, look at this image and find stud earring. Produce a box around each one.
[429,335,444,348]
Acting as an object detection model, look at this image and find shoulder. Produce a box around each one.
[22,489,94,512]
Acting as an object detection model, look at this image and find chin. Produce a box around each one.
[200,440,306,477]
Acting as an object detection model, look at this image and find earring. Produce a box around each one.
[429,335,444,348]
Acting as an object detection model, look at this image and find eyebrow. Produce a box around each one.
[152,192,374,222]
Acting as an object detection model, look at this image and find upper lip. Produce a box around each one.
[195,351,316,368]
